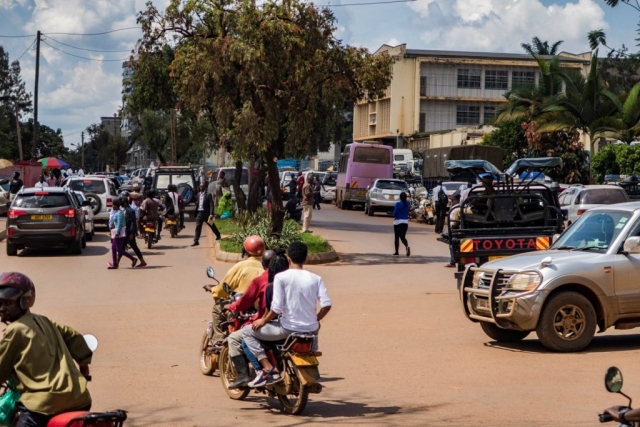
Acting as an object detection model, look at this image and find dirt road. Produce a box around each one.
[1,205,639,426]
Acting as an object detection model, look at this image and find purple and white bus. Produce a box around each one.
[335,143,393,209]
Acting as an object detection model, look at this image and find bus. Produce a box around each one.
[335,142,393,209]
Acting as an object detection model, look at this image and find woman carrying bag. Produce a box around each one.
[108,198,137,269]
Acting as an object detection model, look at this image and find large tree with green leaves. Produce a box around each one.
[137,0,392,233]
[521,37,564,56]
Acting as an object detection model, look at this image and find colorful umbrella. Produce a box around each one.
[0,159,13,169]
[38,157,69,169]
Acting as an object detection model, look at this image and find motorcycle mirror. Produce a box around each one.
[206,266,215,279]
[605,366,623,393]
[83,334,99,352]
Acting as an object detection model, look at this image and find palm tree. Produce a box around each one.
[521,37,564,56]
[592,82,640,143]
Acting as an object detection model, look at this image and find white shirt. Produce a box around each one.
[271,269,332,333]
[34,182,49,190]
[78,169,84,177]
[66,168,73,176]
[198,192,205,211]
[431,185,442,205]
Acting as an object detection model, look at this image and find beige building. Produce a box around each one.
[353,44,592,150]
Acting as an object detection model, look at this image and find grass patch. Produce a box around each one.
[218,233,332,254]
[215,219,242,235]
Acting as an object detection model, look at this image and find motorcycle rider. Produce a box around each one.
[603,406,640,424]
[225,249,276,389]
[165,184,184,230]
[139,190,165,240]
[244,241,332,387]
[0,272,93,427]
[204,236,266,347]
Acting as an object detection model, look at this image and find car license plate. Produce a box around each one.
[166,220,176,225]
[476,298,489,310]
[144,227,155,232]
[388,195,395,200]
[31,215,52,220]
[290,354,318,366]
[489,256,507,261]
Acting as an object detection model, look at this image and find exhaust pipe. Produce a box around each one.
[309,383,323,394]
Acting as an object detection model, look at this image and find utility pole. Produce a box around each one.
[113,113,117,171]
[31,30,41,160]
[14,101,23,161]
[81,131,85,170]
[170,109,176,165]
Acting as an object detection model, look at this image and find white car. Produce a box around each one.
[321,172,337,202]
[364,178,409,216]
[64,177,118,225]
[559,184,630,226]
[73,191,95,241]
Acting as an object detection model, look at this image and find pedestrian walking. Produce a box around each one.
[122,196,147,268]
[433,180,448,233]
[108,199,137,269]
[301,175,314,233]
[312,176,322,210]
[392,191,410,257]
[192,183,221,246]
[296,171,304,199]
[8,172,23,201]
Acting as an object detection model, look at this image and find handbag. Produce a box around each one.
[0,380,20,426]
[110,228,127,239]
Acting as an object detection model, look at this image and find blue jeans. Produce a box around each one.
[242,340,261,371]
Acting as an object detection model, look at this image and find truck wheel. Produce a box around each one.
[536,291,596,352]
[480,322,529,342]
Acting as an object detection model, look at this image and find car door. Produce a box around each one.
[613,218,640,314]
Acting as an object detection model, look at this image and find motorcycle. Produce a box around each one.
[165,215,179,238]
[142,221,158,249]
[199,267,254,376]
[600,366,637,425]
[218,329,322,415]
[5,334,127,427]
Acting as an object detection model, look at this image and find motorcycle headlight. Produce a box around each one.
[506,272,542,291]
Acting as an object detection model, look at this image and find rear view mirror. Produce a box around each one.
[206,266,215,279]
[605,366,623,393]
[623,237,640,255]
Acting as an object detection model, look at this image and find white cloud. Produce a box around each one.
[0,0,28,9]
[408,0,608,53]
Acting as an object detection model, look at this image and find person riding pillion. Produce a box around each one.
[204,236,266,346]
[0,272,93,427]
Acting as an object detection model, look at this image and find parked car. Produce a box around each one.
[0,179,9,216]
[321,172,337,202]
[5,187,88,256]
[279,171,298,200]
[63,176,118,225]
[216,167,249,201]
[73,190,94,241]
[559,184,630,226]
[364,178,409,216]
[152,166,197,217]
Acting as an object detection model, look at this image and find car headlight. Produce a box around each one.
[507,272,542,291]
[472,271,483,288]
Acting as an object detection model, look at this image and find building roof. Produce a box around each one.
[404,48,590,64]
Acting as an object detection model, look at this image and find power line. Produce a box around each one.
[43,34,133,53]
[16,38,36,61]
[42,40,130,62]
[0,34,36,38]
[45,27,141,36]
[317,0,416,5]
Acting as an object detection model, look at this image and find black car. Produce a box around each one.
[5,187,89,256]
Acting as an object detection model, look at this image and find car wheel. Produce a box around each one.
[70,238,82,255]
[81,233,87,249]
[6,242,17,256]
[367,204,374,216]
[480,322,529,342]
[536,291,596,352]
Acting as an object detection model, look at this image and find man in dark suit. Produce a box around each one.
[192,182,222,247]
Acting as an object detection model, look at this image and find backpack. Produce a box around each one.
[437,187,448,207]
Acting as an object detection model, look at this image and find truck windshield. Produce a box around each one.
[553,211,631,251]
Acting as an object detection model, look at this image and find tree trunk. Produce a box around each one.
[247,158,265,213]
[266,152,284,236]
[233,160,247,211]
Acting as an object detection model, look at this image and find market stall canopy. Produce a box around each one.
[445,159,502,175]
[38,157,69,169]
[0,159,13,169]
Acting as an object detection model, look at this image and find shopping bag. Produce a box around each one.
[0,380,20,426]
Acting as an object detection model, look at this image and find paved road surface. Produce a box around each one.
[1,205,640,426]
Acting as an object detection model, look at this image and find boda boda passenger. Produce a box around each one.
[0,272,93,427]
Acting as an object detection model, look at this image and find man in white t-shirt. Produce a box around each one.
[243,241,332,387]
[33,175,49,190]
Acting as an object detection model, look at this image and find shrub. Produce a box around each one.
[232,211,301,250]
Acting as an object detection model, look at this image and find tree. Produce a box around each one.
[0,45,32,161]
[521,37,564,56]
[593,82,640,143]
[480,120,529,167]
[137,0,392,233]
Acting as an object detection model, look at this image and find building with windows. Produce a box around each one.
[353,44,592,150]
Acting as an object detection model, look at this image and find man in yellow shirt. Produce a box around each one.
[205,236,266,345]
[0,272,92,426]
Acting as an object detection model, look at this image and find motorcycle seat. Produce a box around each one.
[47,410,128,427]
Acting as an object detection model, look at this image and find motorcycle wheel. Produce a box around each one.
[199,330,217,375]
[170,225,177,238]
[277,361,309,415]
[147,234,153,249]
[219,346,250,400]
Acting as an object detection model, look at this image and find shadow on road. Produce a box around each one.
[153,245,188,250]
[314,220,390,234]
[335,252,448,266]
[18,246,109,257]
[485,333,640,354]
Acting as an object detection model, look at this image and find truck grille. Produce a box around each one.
[478,272,513,290]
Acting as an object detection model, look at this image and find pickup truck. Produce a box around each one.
[445,158,565,288]
[460,202,640,352]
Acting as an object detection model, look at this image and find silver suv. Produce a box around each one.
[461,202,640,352]
[364,179,408,216]
[559,184,629,226]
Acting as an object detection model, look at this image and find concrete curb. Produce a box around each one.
[209,230,339,264]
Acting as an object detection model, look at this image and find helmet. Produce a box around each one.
[132,183,141,191]
[120,190,130,197]
[262,249,276,267]
[243,235,266,257]
[0,272,35,310]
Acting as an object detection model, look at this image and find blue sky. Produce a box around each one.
[0,0,634,148]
